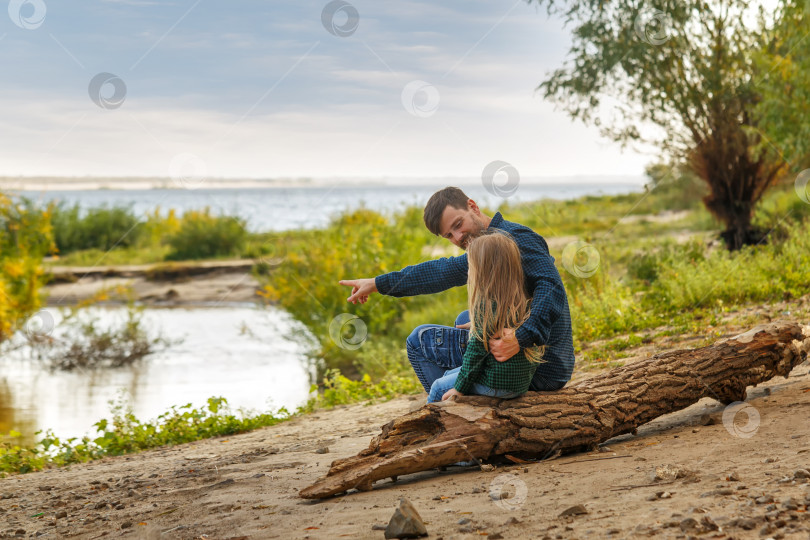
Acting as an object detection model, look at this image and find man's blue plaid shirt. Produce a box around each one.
[375,212,575,389]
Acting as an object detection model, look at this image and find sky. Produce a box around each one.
[0,0,654,181]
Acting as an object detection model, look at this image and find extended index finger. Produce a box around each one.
[338,279,356,287]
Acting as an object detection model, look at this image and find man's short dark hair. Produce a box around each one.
[423,187,470,236]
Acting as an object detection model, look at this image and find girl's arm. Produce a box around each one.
[453,336,488,394]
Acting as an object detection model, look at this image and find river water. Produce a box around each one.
[13,181,644,232]
[0,305,312,444]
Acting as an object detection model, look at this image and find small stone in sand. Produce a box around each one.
[315,447,329,454]
[650,464,685,482]
[781,497,799,510]
[558,505,588,517]
[384,497,428,539]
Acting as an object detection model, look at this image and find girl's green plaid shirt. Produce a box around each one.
[375,212,575,389]
[453,327,539,394]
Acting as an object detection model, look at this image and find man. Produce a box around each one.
[339,186,575,393]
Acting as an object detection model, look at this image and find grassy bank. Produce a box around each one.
[3,175,809,475]
[258,174,810,383]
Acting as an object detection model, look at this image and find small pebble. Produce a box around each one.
[782,497,799,510]
[558,504,588,517]
[679,518,699,531]
[315,447,329,454]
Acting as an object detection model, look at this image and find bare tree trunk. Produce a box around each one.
[300,322,810,499]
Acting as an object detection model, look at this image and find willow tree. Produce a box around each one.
[529,0,786,249]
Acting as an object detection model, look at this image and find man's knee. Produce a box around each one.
[454,310,470,327]
[406,324,431,354]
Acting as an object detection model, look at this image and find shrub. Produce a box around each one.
[0,194,53,342]
[50,203,143,254]
[258,206,451,376]
[166,209,248,260]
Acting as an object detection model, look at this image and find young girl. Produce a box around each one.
[427,232,545,403]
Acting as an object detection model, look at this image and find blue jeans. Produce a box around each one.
[406,310,568,393]
[406,311,470,392]
[427,366,524,403]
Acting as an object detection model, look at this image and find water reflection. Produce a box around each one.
[0,378,38,446]
[0,305,313,442]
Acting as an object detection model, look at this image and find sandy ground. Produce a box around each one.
[1,356,809,540]
[24,267,810,539]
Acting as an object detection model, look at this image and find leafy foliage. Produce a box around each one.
[165,209,248,260]
[50,203,143,254]
[0,194,54,342]
[527,0,786,248]
[754,0,810,171]
[257,206,467,376]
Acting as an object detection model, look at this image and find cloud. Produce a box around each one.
[0,0,649,179]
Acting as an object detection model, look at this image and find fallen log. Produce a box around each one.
[300,321,810,499]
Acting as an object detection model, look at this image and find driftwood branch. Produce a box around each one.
[300,321,810,499]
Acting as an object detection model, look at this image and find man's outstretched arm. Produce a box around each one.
[340,256,468,302]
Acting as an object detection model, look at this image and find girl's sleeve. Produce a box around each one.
[454,336,487,394]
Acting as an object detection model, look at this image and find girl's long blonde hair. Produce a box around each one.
[467,231,545,364]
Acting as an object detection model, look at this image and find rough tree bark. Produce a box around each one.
[300,322,810,499]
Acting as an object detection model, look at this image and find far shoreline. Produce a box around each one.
[0,175,647,192]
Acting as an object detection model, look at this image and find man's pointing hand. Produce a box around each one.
[339,278,378,304]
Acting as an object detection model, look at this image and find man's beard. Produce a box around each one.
[460,216,487,250]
